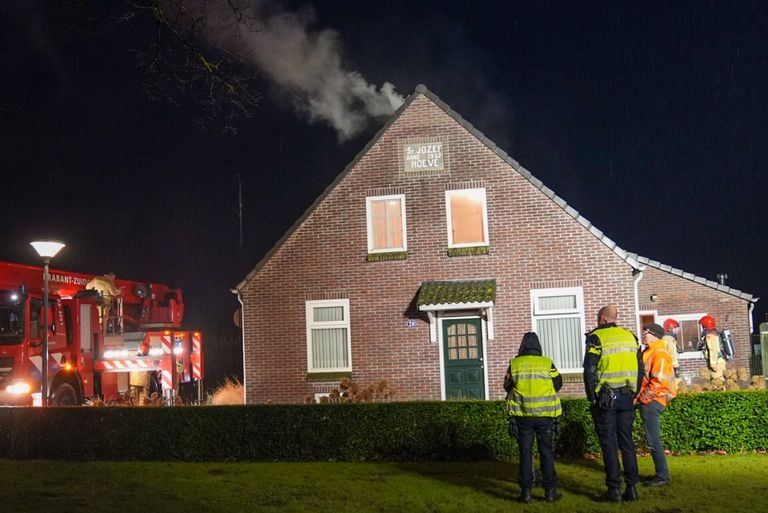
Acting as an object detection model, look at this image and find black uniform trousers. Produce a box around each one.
[590,389,639,490]
[516,416,556,489]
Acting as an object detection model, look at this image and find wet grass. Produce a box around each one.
[3,453,768,513]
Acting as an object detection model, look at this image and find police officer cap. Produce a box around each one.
[643,323,664,339]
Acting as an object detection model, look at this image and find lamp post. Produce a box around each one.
[30,240,65,406]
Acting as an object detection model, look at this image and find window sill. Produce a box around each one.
[447,246,489,257]
[366,251,408,262]
[560,372,585,383]
[306,371,353,382]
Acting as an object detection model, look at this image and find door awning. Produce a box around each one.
[417,279,496,311]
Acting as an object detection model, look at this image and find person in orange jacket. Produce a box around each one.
[637,323,677,486]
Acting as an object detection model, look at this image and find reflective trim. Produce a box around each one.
[512,372,557,382]
[602,345,637,356]
[601,370,638,379]
[507,400,562,417]
[507,355,562,418]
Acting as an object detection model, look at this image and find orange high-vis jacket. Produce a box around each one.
[638,338,677,407]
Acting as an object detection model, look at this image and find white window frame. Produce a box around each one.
[445,188,489,248]
[305,299,352,373]
[366,194,407,253]
[530,287,586,373]
[656,312,707,360]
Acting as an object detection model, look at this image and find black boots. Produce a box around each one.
[622,484,639,502]
[593,488,622,503]
[593,485,639,503]
[518,487,561,503]
[544,488,562,502]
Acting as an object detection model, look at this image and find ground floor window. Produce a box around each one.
[530,287,585,372]
[305,299,351,372]
[657,313,706,353]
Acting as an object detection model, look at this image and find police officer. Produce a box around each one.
[504,332,563,503]
[583,305,644,503]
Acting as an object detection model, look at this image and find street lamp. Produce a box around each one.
[30,240,65,406]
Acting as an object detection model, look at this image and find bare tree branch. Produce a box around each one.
[123,0,262,135]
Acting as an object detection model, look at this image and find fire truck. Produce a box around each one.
[0,261,203,406]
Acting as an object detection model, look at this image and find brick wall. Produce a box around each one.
[638,267,752,383]
[239,92,753,404]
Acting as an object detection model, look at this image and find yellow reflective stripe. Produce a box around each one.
[513,372,557,381]
[602,345,637,356]
[507,400,562,417]
[521,393,559,403]
[601,370,638,380]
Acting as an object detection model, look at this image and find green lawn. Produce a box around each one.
[4,454,768,513]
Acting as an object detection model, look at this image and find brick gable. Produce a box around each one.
[237,86,755,404]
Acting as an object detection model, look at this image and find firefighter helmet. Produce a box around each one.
[663,319,679,332]
[699,315,716,330]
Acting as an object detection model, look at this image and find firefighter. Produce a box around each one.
[504,332,563,503]
[86,272,121,333]
[699,315,725,381]
[637,323,676,487]
[149,370,162,395]
[662,319,681,378]
[583,305,643,503]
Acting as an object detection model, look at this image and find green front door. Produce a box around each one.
[443,318,485,400]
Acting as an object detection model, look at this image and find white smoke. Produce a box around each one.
[208,1,404,141]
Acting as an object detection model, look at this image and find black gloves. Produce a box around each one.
[553,418,561,437]
[508,417,519,440]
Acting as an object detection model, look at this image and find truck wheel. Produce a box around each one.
[51,383,79,406]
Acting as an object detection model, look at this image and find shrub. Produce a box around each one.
[0,391,765,462]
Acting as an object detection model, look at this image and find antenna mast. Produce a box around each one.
[238,173,243,249]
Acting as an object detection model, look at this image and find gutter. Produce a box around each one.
[230,288,247,404]
[633,268,644,335]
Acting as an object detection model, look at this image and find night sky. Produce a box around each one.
[2,1,767,384]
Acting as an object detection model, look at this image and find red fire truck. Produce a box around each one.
[0,261,203,406]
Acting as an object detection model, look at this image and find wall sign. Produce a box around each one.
[403,142,444,171]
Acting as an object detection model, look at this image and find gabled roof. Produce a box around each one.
[625,253,755,302]
[235,85,755,303]
[417,280,497,310]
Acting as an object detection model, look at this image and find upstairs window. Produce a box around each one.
[446,188,489,247]
[530,287,585,372]
[366,195,407,253]
[306,299,351,372]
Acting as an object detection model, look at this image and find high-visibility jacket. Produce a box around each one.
[506,355,562,418]
[588,326,640,393]
[638,339,677,406]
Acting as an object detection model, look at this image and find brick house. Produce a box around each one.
[234,85,757,404]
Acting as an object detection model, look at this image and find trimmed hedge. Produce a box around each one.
[1,392,766,461]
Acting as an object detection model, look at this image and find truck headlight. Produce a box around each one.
[5,382,31,395]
